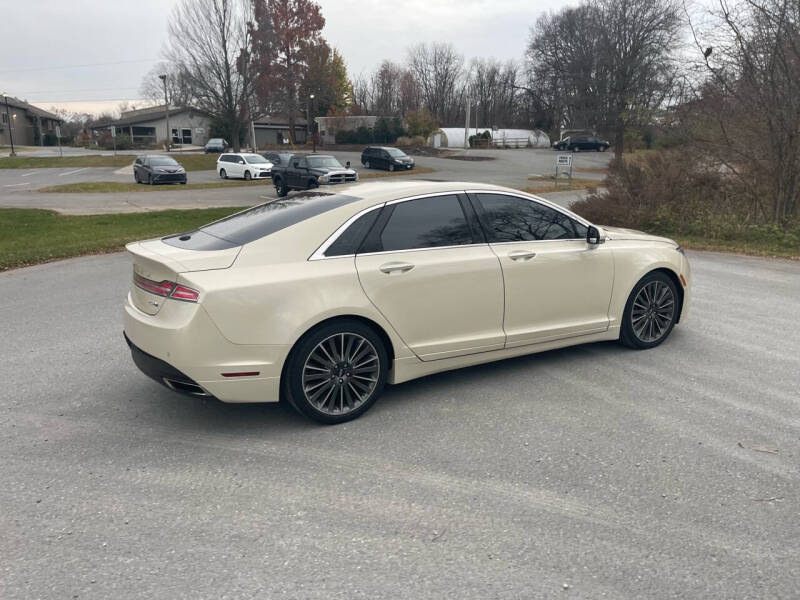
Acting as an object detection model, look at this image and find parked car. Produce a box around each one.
[271,154,357,197]
[552,135,610,152]
[204,138,228,153]
[217,153,274,180]
[133,155,186,185]
[361,146,415,171]
[123,180,691,424]
[262,152,294,168]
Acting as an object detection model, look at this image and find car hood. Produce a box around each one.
[603,226,675,245]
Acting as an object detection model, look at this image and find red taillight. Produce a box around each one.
[134,273,199,302]
[171,285,200,302]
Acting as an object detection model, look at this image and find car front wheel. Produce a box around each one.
[389,163,395,172]
[620,271,679,349]
[219,169,227,179]
[284,320,388,424]
[365,160,371,169]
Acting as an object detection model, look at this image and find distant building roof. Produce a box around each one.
[1,95,62,121]
[92,105,209,128]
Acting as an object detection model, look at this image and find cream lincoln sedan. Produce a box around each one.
[123,181,691,423]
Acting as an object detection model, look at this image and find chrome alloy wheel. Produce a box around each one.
[301,333,380,415]
[631,280,675,343]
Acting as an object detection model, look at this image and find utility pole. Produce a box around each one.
[464,95,471,149]
[2,93,16,156]
[306,94,315,149]
[158,74,170,152]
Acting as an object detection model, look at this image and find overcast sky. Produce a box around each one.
[0,0,576,117]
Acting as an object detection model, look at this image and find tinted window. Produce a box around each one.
[162,192,362,249]
[374,195,473,252]
[325,208,382,257]
[475,194,587,241]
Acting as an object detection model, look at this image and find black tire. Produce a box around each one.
[620,271,679,349]
[389,163,395,172]
[180,180,186,185]
[275,177,288,197]
[365,160,371,169]
[308,179,318,189]
[283,319,389,424]
[134,171,140,184]
[599,146,607,152]
[244,170,251,181]
[219,169,227,179]
[572,146,579,152]
[146,174,152,185]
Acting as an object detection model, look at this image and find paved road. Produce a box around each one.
[0,148,608,213]
[1,251,798,599]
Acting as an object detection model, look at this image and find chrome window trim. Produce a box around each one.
[355,242,490,258]
[308,191,475,261]
[466,188,593,233]
[308,203,385,261]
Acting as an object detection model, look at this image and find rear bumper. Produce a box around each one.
[123,293,286,403]
[125,332,211,398]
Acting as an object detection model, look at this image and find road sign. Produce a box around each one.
[110,126,116,137]
[55,125,61,138]
[555,153,573,187]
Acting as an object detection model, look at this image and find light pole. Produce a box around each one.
[158,74,170,152]
[307,94,314,148]
[2,93,16,156]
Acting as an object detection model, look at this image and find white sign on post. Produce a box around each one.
[555,153,573,187]
[110,126,116,137]
[55,125,62,138]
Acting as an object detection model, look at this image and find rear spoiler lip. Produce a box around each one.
[125,239,242,273]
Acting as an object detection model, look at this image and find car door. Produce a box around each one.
[470,191,614,347]
[291,157,308,187]
[355,193,505,361]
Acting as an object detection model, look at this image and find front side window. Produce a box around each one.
[307,156,342,169]
[474,193,587,242]
[385,148,406,157]
[371,195,473,252]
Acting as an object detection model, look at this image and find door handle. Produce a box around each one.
[508,250,537,261]
[379,261,415,274]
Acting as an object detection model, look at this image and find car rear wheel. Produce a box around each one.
[284,320,388,424]
[219,169,227,179]
[572,146,579,152]
[244,170,251,181]
[620,271,679,349]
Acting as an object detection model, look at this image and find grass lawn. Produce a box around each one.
[0,207,245,271]
[523,176,603,195]
[38,180,265,193]
[0,153,219,171]
[658,231,799,260]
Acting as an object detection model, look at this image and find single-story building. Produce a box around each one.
[0,95,63,147]
[253,114,307,147]
[315,116,379,145]
[91,104,212,147]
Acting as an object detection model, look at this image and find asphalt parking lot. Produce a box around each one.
[1,250,798,599]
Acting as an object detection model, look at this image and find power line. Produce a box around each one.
[0,58,161,74]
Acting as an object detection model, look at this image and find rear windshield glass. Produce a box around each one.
[162,191,362,250]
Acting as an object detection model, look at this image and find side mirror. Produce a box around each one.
[587,225,606,245]
[345,161,351,168]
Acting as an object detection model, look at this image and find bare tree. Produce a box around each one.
[407,42,464,125]
[158,0,255,151]
[140,63,194,108]
[687,0,800,222]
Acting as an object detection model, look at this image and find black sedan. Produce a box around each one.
[552,135,610,152]
[133,155,187,185]
[361,146,415,171]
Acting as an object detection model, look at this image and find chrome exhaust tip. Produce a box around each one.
[162,377,210,397]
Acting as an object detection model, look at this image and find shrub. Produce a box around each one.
[98,131,133,150]
[406,109,437,139]
[570,148,800,251]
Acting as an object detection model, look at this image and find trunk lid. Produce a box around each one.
[126,238,240,315]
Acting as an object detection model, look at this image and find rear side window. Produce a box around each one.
[474,193,587,241]
[163,192,362,250]
[324,208,382,257]
[365,195,473,253]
